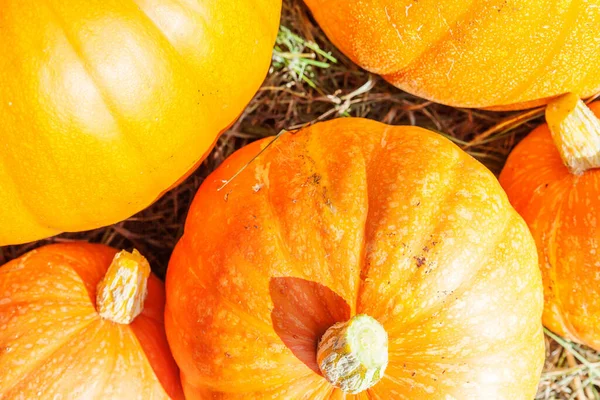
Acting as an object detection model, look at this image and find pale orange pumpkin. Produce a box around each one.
[0,0,281,245]
[165,118,545,398]
[303,0,600,110]
[501,94,600,350]
[0,243,183,399]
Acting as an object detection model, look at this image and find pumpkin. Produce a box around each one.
[500,94,600,351]
[302,0,600,110]
[0,243,183,399]
[0,0,281,245]
[165,118,545,398]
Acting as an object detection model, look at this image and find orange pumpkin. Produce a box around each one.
[500,94,600,350]
[165,118,545,398]
[0,0,281,245]
[303,0,600,110]
[0,243,183,399]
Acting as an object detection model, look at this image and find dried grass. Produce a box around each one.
[1,0,598,397]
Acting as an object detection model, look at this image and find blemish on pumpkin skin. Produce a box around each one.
[301,173,322,187]
[254,162,271,189]
[321,187,335,212]
[414,256,426,268]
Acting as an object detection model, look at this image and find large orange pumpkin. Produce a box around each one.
[500,94,600,350]
[0,0,281,245]
[0,243,183,399]
[165,118,545,398]
[303,0,600,110]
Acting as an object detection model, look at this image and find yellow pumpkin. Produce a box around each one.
[303,0,600,110]
[0,0,281,245]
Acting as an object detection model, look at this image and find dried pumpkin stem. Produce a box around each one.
[546,93,600,175]
[96,249,150,324]
[316,314,388,394]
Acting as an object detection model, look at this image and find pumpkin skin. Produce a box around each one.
[500,101,600,351]
[0,0,281,245]
[165,118,545,398]
[303,0,600,110]
[0,243,183,399]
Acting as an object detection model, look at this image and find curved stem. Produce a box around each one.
[546,93,600,175]
[316,314,388,394]
[96,249,150,324]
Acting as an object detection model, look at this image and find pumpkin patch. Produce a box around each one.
[1,0,598,396]
[165,118,545,398]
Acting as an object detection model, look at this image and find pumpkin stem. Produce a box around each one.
[316,314,388,394]
[96,249,150,324]
[546,93,600,175]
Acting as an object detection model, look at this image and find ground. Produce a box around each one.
[1,0,599,398]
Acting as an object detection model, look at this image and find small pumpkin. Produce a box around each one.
[303,0,600,110]
[0,243,182,399]
[165,118,544,398]
[0,0,281,245]
[500,94,600,350]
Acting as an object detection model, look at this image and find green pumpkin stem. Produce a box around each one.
[316,314,388,394]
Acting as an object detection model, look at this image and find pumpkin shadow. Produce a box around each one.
[269,277,351,375]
